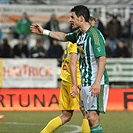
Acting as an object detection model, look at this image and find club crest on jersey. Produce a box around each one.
[77,45,85,58]
[97,47,101,52]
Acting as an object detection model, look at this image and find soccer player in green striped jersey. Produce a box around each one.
[30,5,109,133]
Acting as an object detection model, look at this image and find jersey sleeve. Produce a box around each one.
[66,32,76,43]
[91,29,106,57]
[69,43,77,54]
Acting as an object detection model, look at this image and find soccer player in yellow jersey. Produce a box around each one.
[40,42,87,133]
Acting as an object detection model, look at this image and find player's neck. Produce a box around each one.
[80,22,91,34]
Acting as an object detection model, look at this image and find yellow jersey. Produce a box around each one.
[60,42,81,85]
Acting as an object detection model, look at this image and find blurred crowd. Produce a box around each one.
[0,13,64,62]
[0,12,132,60]
[0,36,64,59]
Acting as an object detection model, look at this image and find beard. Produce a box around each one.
[71,24,79,31]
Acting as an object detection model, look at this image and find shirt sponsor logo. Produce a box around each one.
[62,65,67,70]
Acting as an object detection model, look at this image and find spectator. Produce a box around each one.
[105,38,119,57]
[106,15,122,40]
[122,18,131,39]
[122,18,132,55]
[46,39,64,59]
[105,43,112,58]
[115,39,130,57]
[30,39,46,58]
[15,12,32,45]
[43,14,60,45]
[0,38,12,58]
[13,38,29,58]
[44,14,60,32]
[46,39,64,67]
[105,14,122,57]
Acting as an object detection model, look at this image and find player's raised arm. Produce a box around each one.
[30,23,67,42]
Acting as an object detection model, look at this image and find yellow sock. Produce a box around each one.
[81,119,90,133]
[40,116,62,133]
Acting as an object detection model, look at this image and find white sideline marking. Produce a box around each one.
[65,125,81,133]
[1,122,42,126]
[1,122,81,133]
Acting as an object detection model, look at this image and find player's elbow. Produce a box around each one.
[99,56,106,64]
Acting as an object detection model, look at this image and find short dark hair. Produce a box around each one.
[71,5,90,22]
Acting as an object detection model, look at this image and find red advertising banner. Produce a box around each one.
[0,88,60,111]
[0,88,133,111]
[107,88,133,111]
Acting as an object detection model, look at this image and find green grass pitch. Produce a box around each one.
[0,111,132,133]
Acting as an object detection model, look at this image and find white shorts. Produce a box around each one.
[80,84,109,113]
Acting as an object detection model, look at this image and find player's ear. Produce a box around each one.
[79,16,84,22]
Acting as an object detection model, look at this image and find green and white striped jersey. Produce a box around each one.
[66,26,109,86]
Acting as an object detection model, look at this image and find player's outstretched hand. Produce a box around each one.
[30,23,43,35]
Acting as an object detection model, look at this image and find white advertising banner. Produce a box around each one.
[2,59,58,88]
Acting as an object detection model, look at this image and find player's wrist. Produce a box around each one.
[73,84,78,87]
[43,29,50,36]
